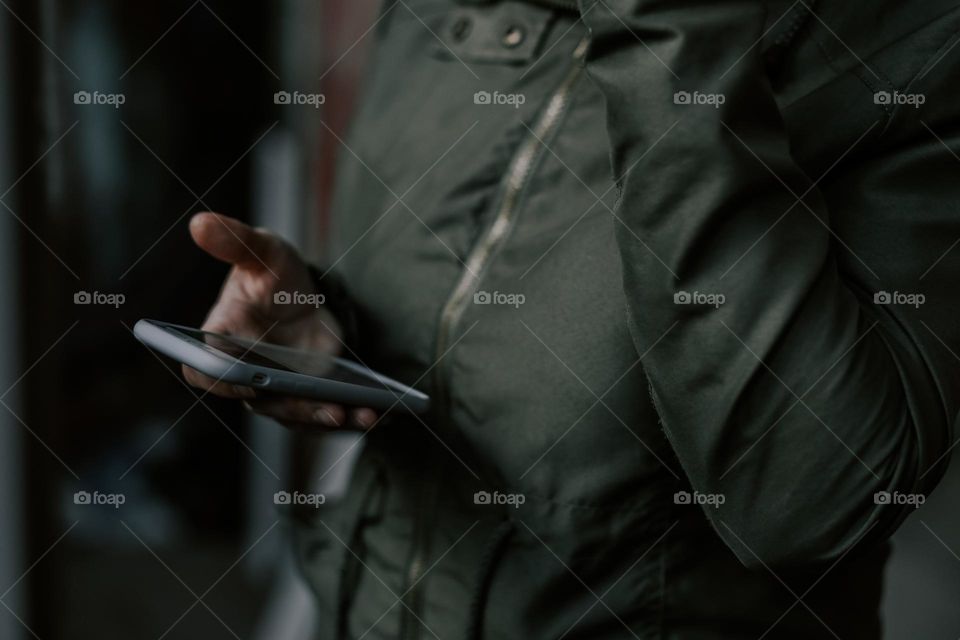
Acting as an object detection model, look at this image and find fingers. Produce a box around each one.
[189,212,278,270]
[182,364,255,399]
[350,407,379,429]
[243,397,380,430]
[183,358,380,430]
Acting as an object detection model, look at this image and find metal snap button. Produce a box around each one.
[451,16,472,42]
[502,24,526,48]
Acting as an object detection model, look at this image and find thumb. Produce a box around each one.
[189,212,278,269]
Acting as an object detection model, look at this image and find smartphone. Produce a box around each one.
[133,319,430,414]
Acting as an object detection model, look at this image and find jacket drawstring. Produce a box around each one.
[465,519,516,640]
[336,466,387,638]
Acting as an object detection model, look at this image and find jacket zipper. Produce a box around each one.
[400,37,590,640]
[434,37,590,406]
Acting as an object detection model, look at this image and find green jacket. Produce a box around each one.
[293,0,960,637]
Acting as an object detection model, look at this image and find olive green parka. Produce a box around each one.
[292,0,960,637]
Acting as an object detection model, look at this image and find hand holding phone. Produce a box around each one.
[137,320,428,413]
[184,212,380,430]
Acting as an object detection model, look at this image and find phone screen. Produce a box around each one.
[173,326,389,389]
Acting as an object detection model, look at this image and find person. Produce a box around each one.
[186,0,960,637]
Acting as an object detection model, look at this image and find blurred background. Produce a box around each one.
[0,1,958,638]
[0,1,377,637]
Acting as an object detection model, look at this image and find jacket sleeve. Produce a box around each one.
[577,0,958,569]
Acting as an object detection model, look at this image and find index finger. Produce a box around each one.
[189,212,276,270]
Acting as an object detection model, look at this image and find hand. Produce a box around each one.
[184,212,379,430]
